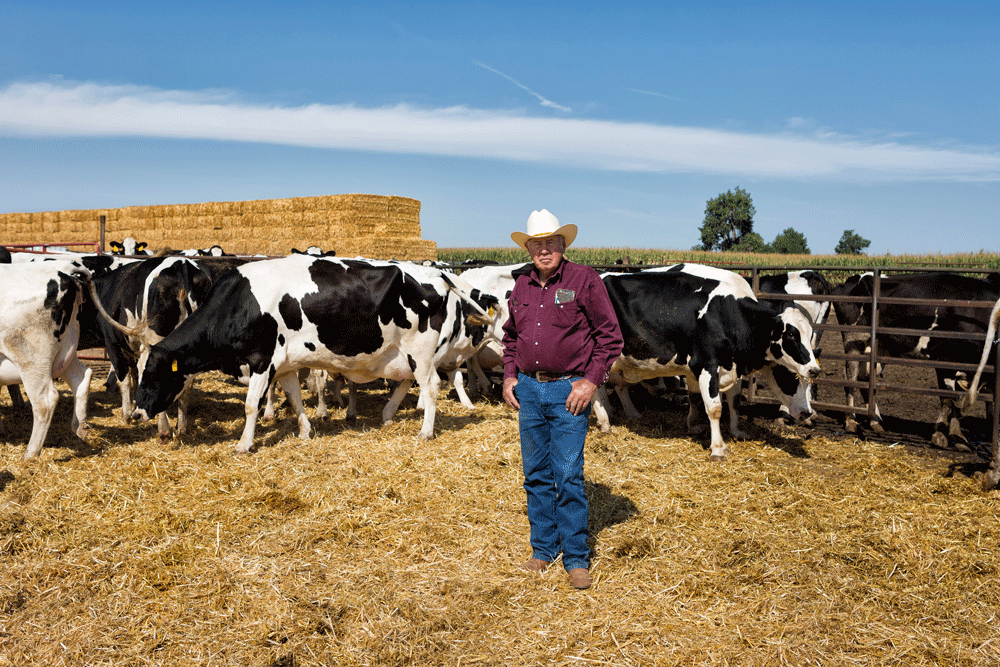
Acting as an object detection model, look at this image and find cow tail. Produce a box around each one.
[961,296,1000,410]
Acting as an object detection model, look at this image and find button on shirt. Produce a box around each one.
[502,259,623,387]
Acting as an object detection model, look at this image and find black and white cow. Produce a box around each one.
[0,261,93,459]
[86,256,214,441]
[291,246,337,257]
[454,262,532,399]
[129,255,498,453]
[596,264,821,459]
[109,237,152,256]
[832,272,999,450]
[757,270,833,351]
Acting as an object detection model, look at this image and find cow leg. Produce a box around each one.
[985,438,1000,491]
[262,381,279,420]
[61,357,93,440]
[696,373,727,460]
[615,385,643,420]
[448,367,476,409]
[308,369,329,419]
[118,370,133,425]
[382,379,415,426]
[592,386,612,433]
[235,373,271,454]
[7,384,24,408]
[20,373,59,460]
[686,390,707,435]
[344,380,358,423]
[277,372,311,440]
[330,375,345,409]
[843,339,865,433]
[725,386,751,439]
[932,372,972,452]
[414,368,441,440]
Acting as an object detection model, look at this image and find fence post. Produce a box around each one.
[868,270,882,422]
[99,215,106,254]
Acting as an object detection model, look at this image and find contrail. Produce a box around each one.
[475,61,572,113]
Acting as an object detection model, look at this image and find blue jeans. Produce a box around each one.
[515,373,591,571]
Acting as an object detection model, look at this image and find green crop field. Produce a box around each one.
[438,247,1000,275]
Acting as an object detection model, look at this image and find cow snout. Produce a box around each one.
[129,407,151,423]
[806,366,821,380]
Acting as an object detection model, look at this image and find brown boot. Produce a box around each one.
[522,557,551,572]
[568,568,592,589]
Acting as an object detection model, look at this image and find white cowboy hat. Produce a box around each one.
[510,209,578,250]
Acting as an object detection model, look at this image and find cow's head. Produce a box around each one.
[132,345,192,421]
[768,303,821,381]
[758,364,813,422]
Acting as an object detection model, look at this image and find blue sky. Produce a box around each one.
[1,1,997,255]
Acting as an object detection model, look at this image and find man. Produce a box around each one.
[501,209,624,590]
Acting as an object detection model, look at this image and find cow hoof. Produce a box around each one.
[344,415,357,425]
[930,432,949,449]
[159,434,173,446]
[710,454,725,462]
[76,423,90,440]
[870,422,885,434]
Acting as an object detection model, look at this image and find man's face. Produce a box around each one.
[526,235,565,275]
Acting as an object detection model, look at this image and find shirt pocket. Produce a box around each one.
[551,298,582,330]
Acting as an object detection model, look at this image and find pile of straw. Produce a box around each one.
[1,373,997,666]
[0,194,436,260]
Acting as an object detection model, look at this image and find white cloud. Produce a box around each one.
[2,79,998,182]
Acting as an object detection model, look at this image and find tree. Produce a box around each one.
[835,229,871,255]
[699,187,756,251]
[733,231,768,253]
[770,227,810,254]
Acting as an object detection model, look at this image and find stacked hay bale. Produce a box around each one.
[0,194,435,260]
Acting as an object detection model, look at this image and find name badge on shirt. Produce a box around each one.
[555,289,576,305]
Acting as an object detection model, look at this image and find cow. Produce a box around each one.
[291,246,337,257]
[0,261,94,459]
[832,272,999,451]
[595,264,821,459]
[754,270,834,425]
[0,246,10,264]
[109,237,152,256]
[128,255,498,453]
[85,256,215,442]
[454,263,532,399]
[961,296,1000,490]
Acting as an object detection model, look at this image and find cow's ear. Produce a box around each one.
[136,242,148,253]
[109,241,122,252]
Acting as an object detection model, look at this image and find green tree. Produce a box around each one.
[835,229,871,255]
[733,231,768,253]
[770,227,810,254]
[699,187,756,251]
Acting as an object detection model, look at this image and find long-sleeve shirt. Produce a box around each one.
[502,259,623,387]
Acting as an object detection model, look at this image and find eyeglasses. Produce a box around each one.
[526,237,564,252]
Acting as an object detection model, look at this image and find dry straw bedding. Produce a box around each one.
[0,373,998,666]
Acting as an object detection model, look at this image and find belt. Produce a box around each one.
[523,370,574,382]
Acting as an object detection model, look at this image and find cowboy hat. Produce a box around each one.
[511,209,578,250]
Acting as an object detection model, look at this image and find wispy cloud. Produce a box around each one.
[474,62,572,113]
[625,88,686,102]
[2,80,998,182]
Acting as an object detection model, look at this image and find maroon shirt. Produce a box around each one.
[502,259,623,387]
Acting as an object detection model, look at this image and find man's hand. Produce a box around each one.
[502,377,520,410]
[566,378,597,416]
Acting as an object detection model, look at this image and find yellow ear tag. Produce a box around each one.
[488,306,495,317]
[172,360,178,372]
